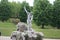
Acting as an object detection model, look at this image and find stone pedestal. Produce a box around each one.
[11,31,44,40]
[24,34,43,40]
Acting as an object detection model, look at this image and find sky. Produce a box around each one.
[0,0,55,6]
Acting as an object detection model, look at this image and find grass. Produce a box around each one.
[34,29,60,38]
[0,22,60,38]
[0,22,16,36]
[32,23,60,38]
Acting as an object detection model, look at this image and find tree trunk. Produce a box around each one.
[41,23,44,29]
[0,32,1,36]
[57,25,60,29]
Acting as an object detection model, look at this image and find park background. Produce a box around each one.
[0,0,60,39]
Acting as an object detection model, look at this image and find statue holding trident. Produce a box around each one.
[24,7,33,31]
[24,7,38,39]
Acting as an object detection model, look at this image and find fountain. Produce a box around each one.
[11,7,44,40]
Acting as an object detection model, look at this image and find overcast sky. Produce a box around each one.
[0,0,55,6]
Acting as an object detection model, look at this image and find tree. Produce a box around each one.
[0,0,11,22]
[52,0,60,29]
[10,2,21,18]
[1,0,8,3]
[33,0,52,28]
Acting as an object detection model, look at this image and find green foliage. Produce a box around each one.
[0,0,11,22]
[10,2,21,18]
[0,0,31,22]
[0,0,60,29]
[1,0,8,3]
[33,0,52,28]
[50,0,60,29]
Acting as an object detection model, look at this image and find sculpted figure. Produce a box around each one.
[24,7,33,31]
